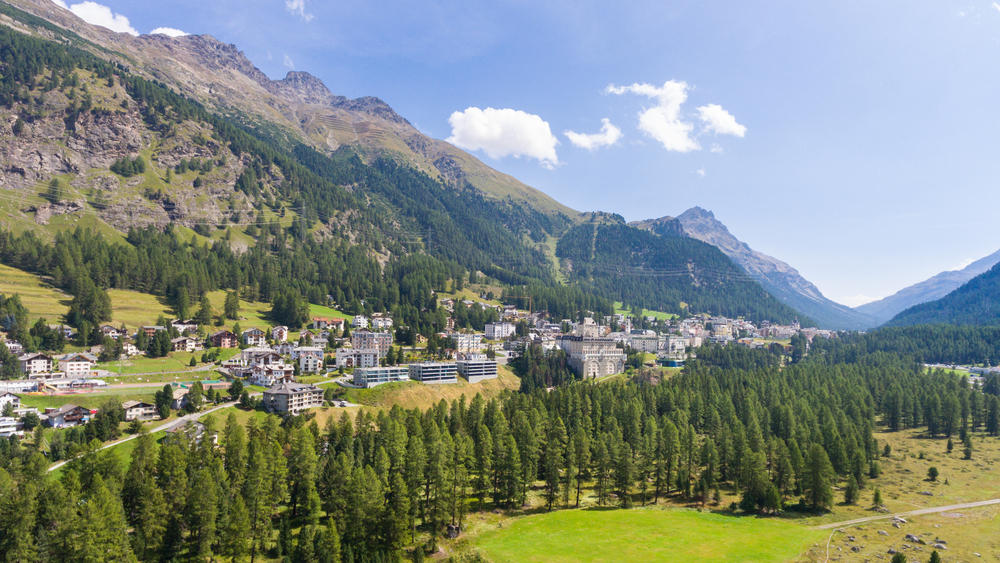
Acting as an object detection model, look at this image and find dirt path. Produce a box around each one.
[814,498,1000,530]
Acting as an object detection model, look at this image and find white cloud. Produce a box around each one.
[994,1,1000,13]
[710,143,724,154]
[65,1,138,35]
[564,118,623,150]
[447,107,559,168]
[696,168,706,177]
[697,103,747,137]
[606,80,700,152]
[285,0,314,22]
[283,54,295,69]
[51,0,68,8]
[149,27,188,37]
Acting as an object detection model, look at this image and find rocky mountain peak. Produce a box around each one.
[329,95,409,125]
[273,70,335,105]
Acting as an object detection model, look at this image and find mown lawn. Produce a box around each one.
[473,507,825,563]
[107,288,173,328]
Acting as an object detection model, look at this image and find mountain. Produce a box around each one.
[3,0,575,218]
[886,260,1000,326]
[557,220,805,324]
[0,0,807,327]
[632,207,873,329]
[856,249,1000,326]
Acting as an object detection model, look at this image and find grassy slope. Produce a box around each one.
[341,365,519,410]
[473,508,825,563]
[0,263,71,322]
[613,301,677,321]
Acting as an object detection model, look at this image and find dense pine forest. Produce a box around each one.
[885,262,1000,327]
[2,342,998,561]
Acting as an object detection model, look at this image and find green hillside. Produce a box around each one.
[887,262,1000,326]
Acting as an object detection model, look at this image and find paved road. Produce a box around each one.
[46,401,237,473]
[814,498,1000,529]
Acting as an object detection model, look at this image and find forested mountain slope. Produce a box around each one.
[858,248,1000,326]
[634,208,873,329]
[886,261,1000,327]
[556,221,806,324]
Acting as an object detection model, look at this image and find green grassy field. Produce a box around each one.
[0,263,71,322]
[472,508,825,563]
[19,388,158,410]
[341,365,520,410]
[107,288,174,328]
[613,301,677,321]
[97,351,207,375]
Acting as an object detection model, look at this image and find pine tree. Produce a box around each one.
[803,444,834,511]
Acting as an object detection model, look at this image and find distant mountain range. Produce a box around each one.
[857,249,1000,326]
[633,208,873,329]
[886,259,1000,326]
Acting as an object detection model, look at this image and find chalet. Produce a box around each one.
[309,331,331,348]
[271,325,289,343]
[311,317,331,330]
[171,388,189,410]
[209,330,238,349]
[371,316,394,330]
[122,341,141,357]
[18,353,52,377]
[60,353,97,378]
[141,325,167,339]
[171,320,199,334]
[294,346,324,373]
[0,417,19,437]
[171,336,203,353]
[165,420,217,445]
[122,400,158,421]
[352,315,369,329]
[43,404,92,427]
[248,365,295,387]
[242,328,267,347]
[99,325,123,339]
[0,392,20,412]
[262,381,324,415]
[3,340,22,355]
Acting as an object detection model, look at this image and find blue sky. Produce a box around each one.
[55,0,1000,306]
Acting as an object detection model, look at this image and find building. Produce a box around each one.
[242,328,267,347]
[209,330,238,349]
[3,340,23,355]
[457,358,499,383]
[335,347,379,369]
[171,336,203,353]
[0,380,38,393]
[122,341,141,357]
[559,336,626,379]
[408,362,458,384]
[294,347,325,373]
[450,332,483,354]
[18,353,52,377]
[0,392,20,412]
[272,325,289,342]
[485,322,516,340]
[627,333,660,354]
[99,325,123,339]
[59,353,96,378]
[371,316,393,330]
[141,325,166,339]
[43,404,91,427]
[171,388,189,410]
[352,330,393,358]
[122,400,158,421]
[262,382,324,415]
[354,366,409,388]
[0,417,18,437]
[352,315,369,329]
[171,320,199,334]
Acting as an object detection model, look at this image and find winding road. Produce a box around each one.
[46,400,237,473]
[815,498,1000,529]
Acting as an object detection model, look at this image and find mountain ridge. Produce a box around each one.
[632,207,873,329]
[5,0,577,217]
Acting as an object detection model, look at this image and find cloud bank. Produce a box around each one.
[564,118,623,150]
[447,107,559,168]
[607,80,745,152]
[56,0,138,35]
